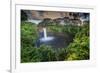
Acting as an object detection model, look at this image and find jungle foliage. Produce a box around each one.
[21,21,89,63]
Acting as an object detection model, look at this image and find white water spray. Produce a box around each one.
[43,28,47,39]
[40,28,54,42]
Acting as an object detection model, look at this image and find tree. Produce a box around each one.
[21,10,28,21]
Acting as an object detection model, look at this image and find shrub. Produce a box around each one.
[65,24,89,60]
[21,22,38,46]
[21,22,39,62]
[62,25,81,36]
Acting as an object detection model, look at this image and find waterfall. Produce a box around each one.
[39,28,54,42]
[43,28,47,38]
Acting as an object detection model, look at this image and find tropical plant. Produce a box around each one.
[65,24,89,60]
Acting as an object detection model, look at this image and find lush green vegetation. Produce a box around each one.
[65,24,89,60]
[21,21,89,63]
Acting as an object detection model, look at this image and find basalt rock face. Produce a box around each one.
[38,17,83,26]
[23,10,89,26]
[23,10,71,20]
